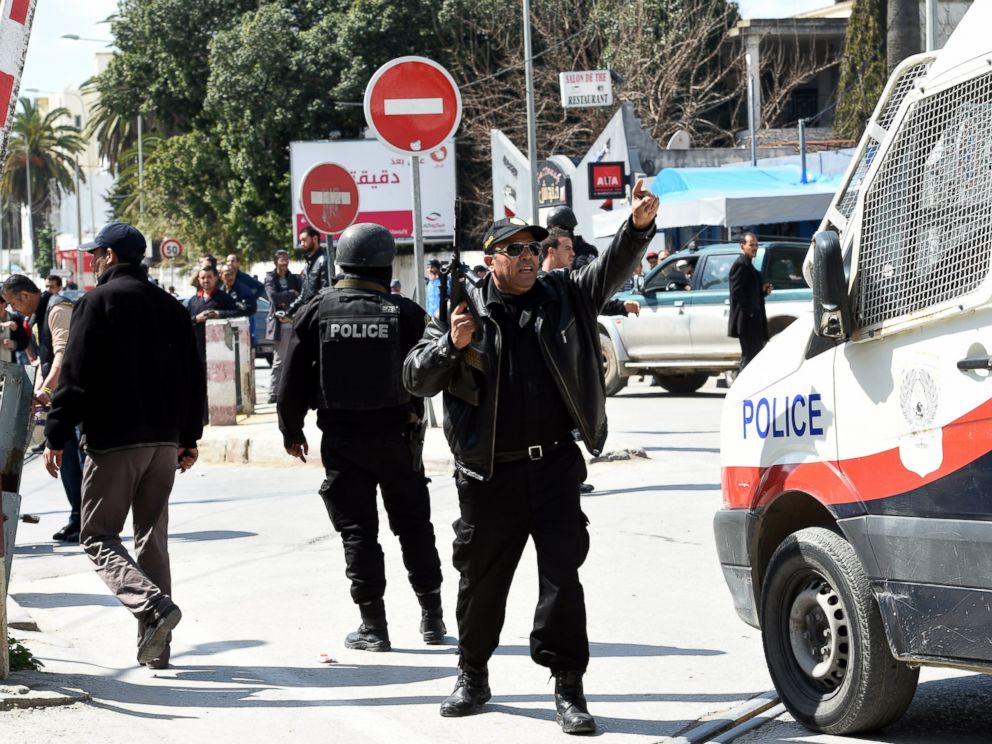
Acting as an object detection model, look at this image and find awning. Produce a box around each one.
[648,164,841,229]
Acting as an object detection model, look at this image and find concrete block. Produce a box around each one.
[229,318,255,416]
[205,320,237,426]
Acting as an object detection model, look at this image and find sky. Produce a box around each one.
[20,0,117,95]
[18,0,831,94]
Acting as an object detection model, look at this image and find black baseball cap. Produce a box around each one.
[80,221,147,260]
[481,217,548,254]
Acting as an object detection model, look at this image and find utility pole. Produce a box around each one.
[523,0,540,223]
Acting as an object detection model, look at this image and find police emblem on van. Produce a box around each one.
[898,366,941,477]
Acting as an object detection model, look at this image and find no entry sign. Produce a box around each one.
[299,162,360,234]
[364,57,462,155]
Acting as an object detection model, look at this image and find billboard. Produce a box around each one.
[290,139,456,243]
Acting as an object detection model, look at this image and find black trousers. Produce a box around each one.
[453,444,590,673]
[738,332,767,371]
[319,429,442,606]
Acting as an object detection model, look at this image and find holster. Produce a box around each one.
[408,417,428,472]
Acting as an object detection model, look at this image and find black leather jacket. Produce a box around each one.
[286,249,330,317]
[403,218,654,480]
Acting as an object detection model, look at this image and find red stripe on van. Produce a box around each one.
[722,398,992,510]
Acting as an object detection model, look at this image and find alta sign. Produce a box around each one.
[588,161,627,200]
[559,70,613,109]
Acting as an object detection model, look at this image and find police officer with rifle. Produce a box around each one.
[277,223,445,652]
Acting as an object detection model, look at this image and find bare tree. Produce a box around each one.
[751,33,843,128]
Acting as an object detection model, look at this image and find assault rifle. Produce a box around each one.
[438,198,481,341]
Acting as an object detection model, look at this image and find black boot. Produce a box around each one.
[418,593,446,644]
[344,599,391,652]
[554,671,596,734]
[440,663,491,717]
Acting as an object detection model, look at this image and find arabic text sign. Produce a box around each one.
[559,70,613,109]
[290,139,456,242]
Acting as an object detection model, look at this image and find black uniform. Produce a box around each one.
[571,234,599,270]
[285,249,330,318]
[278,277,442,609]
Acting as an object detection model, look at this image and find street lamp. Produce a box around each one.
[60,34,144,224]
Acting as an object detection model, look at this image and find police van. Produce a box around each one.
[714,4,992,735]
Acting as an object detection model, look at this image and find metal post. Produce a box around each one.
[523,0,540,223]
[24,149,34,268]
[746,52,757,167]
[925,0,937,51]
[411,154,426,306]
[799,119,808,184]
[75,163,83,285]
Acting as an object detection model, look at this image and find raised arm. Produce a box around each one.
[569,179,659,309]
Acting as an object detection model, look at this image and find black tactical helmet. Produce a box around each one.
[336,223,396,268]
[546,205,577,231]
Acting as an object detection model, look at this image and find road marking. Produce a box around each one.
[310,191,352,206]
[384,97,444,116]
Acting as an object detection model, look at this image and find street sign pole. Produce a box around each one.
[411,155,424,306]
[523,0,540,224]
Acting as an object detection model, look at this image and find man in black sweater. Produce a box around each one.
[43,221,205,670]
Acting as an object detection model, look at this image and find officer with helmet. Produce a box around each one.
[546,205,599,269]
[277,223,445,652]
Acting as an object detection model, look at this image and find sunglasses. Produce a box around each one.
[492,241,541,258]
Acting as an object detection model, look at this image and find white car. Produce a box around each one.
[599,240,812,394]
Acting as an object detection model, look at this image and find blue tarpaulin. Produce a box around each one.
[647,165,842,229]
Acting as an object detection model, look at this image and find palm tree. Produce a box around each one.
[0,97,86,267]
[2,97,86,206]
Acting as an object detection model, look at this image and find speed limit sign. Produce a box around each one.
[161,237,183,259]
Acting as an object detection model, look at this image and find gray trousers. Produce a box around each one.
[270,327,292,397]
[80,445,177,626]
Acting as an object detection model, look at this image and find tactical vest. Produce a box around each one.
[317,285,410,410]
[37,293,71,376]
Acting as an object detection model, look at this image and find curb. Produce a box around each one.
[6,595,39,633]
[667,691,782,743]
[0,673,90,710]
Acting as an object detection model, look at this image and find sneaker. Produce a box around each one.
[344,623,391,652]
[137,606,182,665]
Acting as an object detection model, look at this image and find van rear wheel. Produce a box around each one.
[761,527,918,735]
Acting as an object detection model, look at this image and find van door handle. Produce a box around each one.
[674,300,685,314]
[957,356,992,370]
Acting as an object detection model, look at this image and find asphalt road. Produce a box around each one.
[5,376,992,741]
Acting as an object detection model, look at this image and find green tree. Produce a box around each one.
[835,0,888,140]
[1,97,86,262]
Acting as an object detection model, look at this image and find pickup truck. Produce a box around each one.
[599,240,812,394]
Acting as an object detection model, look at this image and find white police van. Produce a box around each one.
[715,3,992,734]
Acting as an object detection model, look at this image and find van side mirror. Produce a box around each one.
[812,231,851,340]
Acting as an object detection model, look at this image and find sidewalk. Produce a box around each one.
[197,399,457,474]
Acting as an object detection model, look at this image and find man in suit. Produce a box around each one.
[728,232,772,371]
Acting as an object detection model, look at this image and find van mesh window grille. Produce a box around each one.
[878,60,933,130]
[836,139,880,220]
[857,71,992,329]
